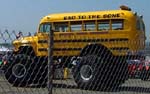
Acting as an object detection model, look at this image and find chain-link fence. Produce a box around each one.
[0,29,48,94]
[0,29,150,94]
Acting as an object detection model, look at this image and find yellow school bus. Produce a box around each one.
[5,5,146,90]
[36,6,146,57]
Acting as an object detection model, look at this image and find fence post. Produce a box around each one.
[48,29,54,94]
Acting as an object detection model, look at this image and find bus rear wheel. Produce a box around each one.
[72,55,125,91]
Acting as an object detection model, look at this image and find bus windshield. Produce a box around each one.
[39,23,51,33]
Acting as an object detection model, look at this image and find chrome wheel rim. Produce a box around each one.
[80,65,93,81]
[12,64,26,78]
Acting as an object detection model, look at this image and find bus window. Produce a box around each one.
[137,19,145,32]
[70,21,82,31]
[141,21,145,31]
[98,20,110,31]
[54,22,68,32]
[111,19,123,30]
[84,21,96,31]
[136,20,141,30]
[39,23,51,33]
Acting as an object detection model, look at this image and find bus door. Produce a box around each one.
[37,23,51,56]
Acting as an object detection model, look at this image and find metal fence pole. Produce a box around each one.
[48,29,54,94]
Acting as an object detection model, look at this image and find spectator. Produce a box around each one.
[28,32,31,36]
[16,31,23,39]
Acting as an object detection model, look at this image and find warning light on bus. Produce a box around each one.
[120,5,131,11]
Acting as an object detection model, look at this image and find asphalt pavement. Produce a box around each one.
[0,70,150,94]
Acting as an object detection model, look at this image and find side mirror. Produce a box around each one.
[34,32,38,36]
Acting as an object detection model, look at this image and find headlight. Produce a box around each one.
[21,40,29,44]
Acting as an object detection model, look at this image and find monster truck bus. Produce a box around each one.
[4,5,146,90]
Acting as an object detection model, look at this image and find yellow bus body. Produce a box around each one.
[36,9,145,57]
[13,8,146,57]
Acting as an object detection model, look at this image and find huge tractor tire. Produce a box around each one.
[30,57,48,86]
[4,55,48,87]
[72,55,127,91]
[4,54,35,87]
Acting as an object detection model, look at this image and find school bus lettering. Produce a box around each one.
[64,13,121,20]
[103,13,120,18]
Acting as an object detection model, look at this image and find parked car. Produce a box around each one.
[140,60,150,80]
[0,46,13,69]
[127,59,150,80]
[128,60,142,78]
[0,53,3,66]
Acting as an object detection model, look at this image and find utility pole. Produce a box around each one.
[48,28,54,94]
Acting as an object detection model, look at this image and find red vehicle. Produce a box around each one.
[128,60,150,80]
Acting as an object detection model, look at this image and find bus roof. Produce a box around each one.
[40,9,136,23]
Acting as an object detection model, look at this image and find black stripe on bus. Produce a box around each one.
[38,47,129,52]
[38,40,48,43]
[109,38,129,42]
[37,38,128,43]
[38,48,48,51]
[54,38,128,42]
[53,48,82,51]
[110,47,129,50]
[53,47,129,51]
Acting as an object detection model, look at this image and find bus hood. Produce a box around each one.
[13,36,37,45]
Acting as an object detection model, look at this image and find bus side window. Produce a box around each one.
[141,21,145,31]
[98,20,110,31]
[137,19,145,32]
[70,21,82,32]
[54,22,68,32]
[111,19,124,30]
[84,21,96,31]
[39,23,51,33]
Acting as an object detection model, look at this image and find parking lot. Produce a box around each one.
[0,70,150,94]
